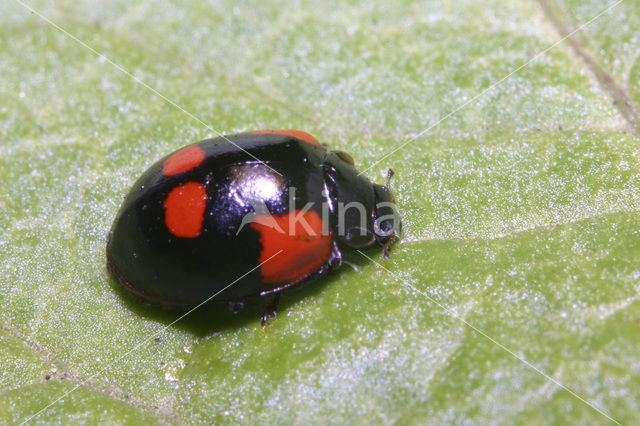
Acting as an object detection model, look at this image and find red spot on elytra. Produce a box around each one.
[164,182,207,238]
[251,210,332,284]
[251,130,320,147]
[163,145,205,177]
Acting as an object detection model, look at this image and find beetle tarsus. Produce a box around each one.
[261,293,281,325]
[329,240,343,270]
[382,232,397,260]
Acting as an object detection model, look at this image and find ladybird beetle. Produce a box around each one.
[106,130,401,323]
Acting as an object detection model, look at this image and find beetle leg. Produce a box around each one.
[329,239,343,271]
[382,232,397,260]
[261,293,281,325]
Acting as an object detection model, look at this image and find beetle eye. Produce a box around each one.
[336,150,355,166]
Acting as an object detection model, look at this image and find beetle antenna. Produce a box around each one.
[386,168,396,204]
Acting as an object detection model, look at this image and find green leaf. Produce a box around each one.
[2,0,639,423]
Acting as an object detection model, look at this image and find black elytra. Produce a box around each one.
[106,130,401,320]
